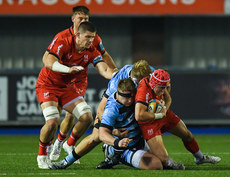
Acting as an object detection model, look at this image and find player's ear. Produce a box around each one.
[76,32,80,38]
[71,15,75,23]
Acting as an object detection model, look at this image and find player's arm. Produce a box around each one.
[99,126,132,148]
[135,102,166,122]
[44,54,83,74]
[42,51,49,66]
[102,51,118,72]
[95,61,114,79]
[163,89,172,110]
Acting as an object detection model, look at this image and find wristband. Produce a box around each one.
[112,71,118,77]
[114,139,120,148]
[52,61,70,73]
[154,113,164,120]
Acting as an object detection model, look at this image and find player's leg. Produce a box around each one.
[49,114,102,169]
[63,96,106,157]
[168,118,221,165]
[49,126,101,170]
[147,135,185,170]
[50,111,75,160]
[132,150,163,170]
[37,101,60,169]
[75,117,101,156]
[63,99,93,153]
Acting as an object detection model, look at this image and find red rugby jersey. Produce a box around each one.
[47,26,105,55]
[135,77,164,125]
[37,35,103,88]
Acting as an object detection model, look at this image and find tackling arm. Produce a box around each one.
[95,62,114,79]
[99,127,132,148]
[99,127,115,146]
[102,51,117,71]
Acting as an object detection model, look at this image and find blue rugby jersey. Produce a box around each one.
[101,92,142,148]
[104,65,155,98]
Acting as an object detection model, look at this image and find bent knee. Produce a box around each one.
[78,113,93,123]
[45,119,59,130]
[140,153,163,170]
[72,101,92,119]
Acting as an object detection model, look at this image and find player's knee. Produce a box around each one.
[78,113,93,124]
[45,118,59,130]
[43,106,60,121]
[148,157,163,170]
[72,101,92,122]
[64,111,75,120]
[141,154,163,170]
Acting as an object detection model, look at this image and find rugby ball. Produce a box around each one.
[148,99,163,113]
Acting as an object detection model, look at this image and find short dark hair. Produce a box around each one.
[72,6,90,16]
[118,78,136,94]
[78,21,96,33]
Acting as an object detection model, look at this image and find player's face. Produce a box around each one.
[117,91,134,107]
[154,86,167,96]
[72,12,89,29]
[78,31,96,49]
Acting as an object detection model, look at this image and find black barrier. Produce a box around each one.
[0,71,230,125]
[170,72,230,124]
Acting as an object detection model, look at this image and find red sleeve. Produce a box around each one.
[135,78,153,106]
[47,28,73,51]
[47,34,60,51]
[48,38,68,61]
[90,47,104,66]
[93,34,106,55]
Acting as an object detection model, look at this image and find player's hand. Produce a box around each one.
[160,106,167,117]
[69,66,84,73]
[118,138,133,148]
[159,99,165,107]
[112,128,129,138]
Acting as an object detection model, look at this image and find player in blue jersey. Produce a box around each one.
[49,78,163,170]
[96,78,163,170]
[48,60,154,169]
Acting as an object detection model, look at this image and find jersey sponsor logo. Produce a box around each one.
[93,55,103,64]
[147,128,154,136]
[57,44,63,55]
[49,37,58,50]
[84,55,88,62]
[44,92,49,99]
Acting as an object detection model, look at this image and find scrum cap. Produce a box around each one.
[149,69,170,90]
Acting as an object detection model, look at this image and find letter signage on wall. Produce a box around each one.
[0,0,225,15]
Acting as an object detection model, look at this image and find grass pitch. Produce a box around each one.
[0,134,229,177]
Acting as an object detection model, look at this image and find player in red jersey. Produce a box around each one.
[42,6,118,162]
[135,69,221,169]
[36,21,114,169]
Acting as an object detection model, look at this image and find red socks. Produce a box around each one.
[38,140,48,155]
[66,131,81,146]
[183,137,199,154]
[57,131,67,142]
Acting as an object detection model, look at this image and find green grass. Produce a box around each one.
[0,134,229,177]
